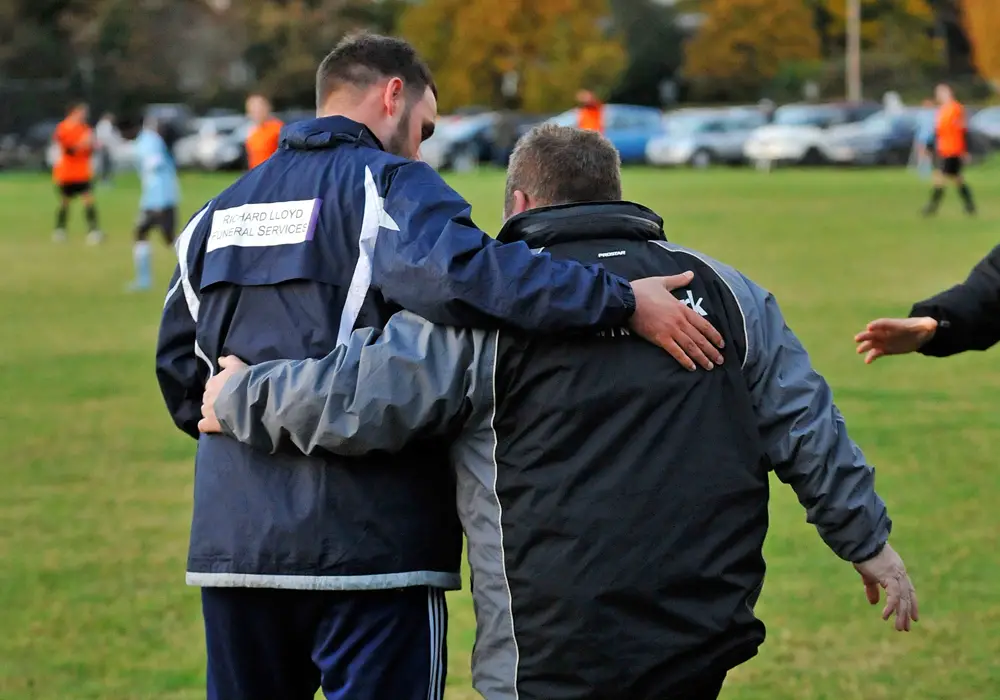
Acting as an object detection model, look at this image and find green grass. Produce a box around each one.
[2,164,1000,699]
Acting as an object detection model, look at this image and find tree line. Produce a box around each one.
[0,0,996,126]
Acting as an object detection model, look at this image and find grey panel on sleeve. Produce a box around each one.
[449,330,520,700]
[213,310,490,457]
[738,277,891,563]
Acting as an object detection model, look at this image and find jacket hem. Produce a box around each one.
[186,570,462,591]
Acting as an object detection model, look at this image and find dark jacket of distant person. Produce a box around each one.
[911,243,1000,356]
[209,200,892,700]
[154,116,639,592]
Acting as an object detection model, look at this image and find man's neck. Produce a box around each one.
[318,92,380,132]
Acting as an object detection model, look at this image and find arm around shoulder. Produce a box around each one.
[213,311,490,456]
[372,160,634,332]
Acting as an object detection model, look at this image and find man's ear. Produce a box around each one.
[510,190,530,217]
[382,77,404,116]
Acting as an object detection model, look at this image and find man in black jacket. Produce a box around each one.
[855,244,1000,361]
[200,125,917,700]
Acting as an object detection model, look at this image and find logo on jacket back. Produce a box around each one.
[681,290,707,316]
[598,250,626,258]
[207,199,321,252]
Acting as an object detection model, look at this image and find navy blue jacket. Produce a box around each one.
[155,116,637,590]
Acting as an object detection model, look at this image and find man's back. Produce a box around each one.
[458,204,767,698]
[159,116,462,592]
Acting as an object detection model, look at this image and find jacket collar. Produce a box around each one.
[279,116,385,152]
[497,201,666,248]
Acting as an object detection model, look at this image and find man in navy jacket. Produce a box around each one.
[155,33,723,700]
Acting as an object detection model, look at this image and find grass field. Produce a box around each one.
[2,163,1000,700]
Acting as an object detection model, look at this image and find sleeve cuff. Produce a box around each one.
[851,539,887,564]
[909,305,952,357]
[619,278,637,318]
[214,371,249,439]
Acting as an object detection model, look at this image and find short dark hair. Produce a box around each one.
[505,124,622,217]
[315,32,436,108]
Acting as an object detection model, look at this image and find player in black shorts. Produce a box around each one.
[52,103,103,244]
[922,84,976,217]
[128,116,180,291]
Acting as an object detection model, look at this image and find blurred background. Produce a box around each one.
[1,0,1000,174]
[4,2,1000,700]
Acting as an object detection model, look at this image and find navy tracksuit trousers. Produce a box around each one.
[202,586,447,700]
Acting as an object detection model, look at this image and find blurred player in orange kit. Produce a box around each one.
[576,89,604,134]
[922,83,976,216]
[245,94,284,169]
[52,102,103,244]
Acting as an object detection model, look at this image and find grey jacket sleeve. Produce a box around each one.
[212,310,489,457]
[741,277,891,563]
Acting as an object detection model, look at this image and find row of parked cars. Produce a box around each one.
[0,103,316,173]
[6,100,999,174]
[421,102,1000,172]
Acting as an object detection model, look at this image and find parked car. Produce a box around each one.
[744,102,881,166]
[822,108,934,166]
[970,106,1000,147]
[547,104,666,164]
[419,112,501,171]
[188,115,251,170]
[647,107,768,167]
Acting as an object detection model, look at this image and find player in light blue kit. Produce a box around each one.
[129,116,179,291]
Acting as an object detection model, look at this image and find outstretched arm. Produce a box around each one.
[855,244,1000,361]
[201,311,490,456]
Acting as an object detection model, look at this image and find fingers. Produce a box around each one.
[662,338,698,372]
[675,329,715,371]
[866,318,901,333]
[882,578,899,623]
[218,355,240,369]
[881,575,916,632]
[659,271,694,291]
[685,307,726,353]
[865,579,880,605]
[198,414,222,433]
[678,309,724,367]
[865,348,884,365]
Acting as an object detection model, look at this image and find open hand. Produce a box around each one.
[854,543,919,632]
[629,272,726,371]
[854,317,937,364]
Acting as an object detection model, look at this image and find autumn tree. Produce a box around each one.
[817,0,941,70]
[399,0,625,113]
[683,0,821,98]
[960,0,1000,91]
[240,0,356,105]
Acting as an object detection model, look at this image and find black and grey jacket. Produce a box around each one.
[911,242,1000,357]
[212,202,892,700]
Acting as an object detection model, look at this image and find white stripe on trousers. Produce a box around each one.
[427,588,446,700]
